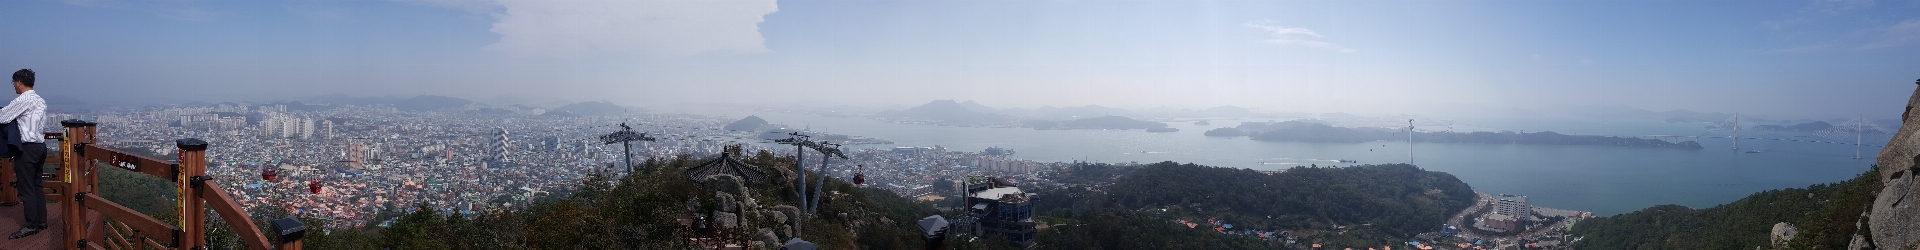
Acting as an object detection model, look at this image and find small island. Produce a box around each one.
[1203,127,1246,137]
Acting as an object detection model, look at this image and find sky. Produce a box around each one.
[0,0,1915,119]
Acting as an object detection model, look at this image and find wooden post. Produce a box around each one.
[60,120,93,249]
[0,155,14,205]
[176,138,208,249]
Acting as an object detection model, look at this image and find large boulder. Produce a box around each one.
[757,228,780,247]
[716,191,739,212]
[770,165,796,186]
[1872,79,1920,248]
[699,174,747,196]
[1849,234,1871,250]
[714,211,739,228]
[761,209,788,224]
[774,205,802,227]
[1771,222,1797,247]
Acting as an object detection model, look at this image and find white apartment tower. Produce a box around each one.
[299,118,315,139]
[260,116,316,139]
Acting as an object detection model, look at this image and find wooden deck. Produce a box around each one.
[0,203,99,250]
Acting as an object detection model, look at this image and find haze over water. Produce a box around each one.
[726,109,1881,216]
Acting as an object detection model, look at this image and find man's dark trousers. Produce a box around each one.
[11,142,45,227]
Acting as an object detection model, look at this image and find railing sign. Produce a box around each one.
[110,151,138,171]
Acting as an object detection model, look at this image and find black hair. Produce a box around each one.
[11,69,31,88]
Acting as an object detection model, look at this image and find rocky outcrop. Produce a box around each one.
[1849,234,1872,250]
[760,209,788,224]
[716,192,738,212]
[757,228,780,247]
[699,174,746,196]
[773,205,802,227]
[1871,79,1920,248]
[1772,222,1797,247]
[714,211,739,228]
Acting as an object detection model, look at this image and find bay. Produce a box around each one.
[721,109,1881,216]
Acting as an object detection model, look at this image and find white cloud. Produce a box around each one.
[405,0,779,58]
[1244,20,1355,53]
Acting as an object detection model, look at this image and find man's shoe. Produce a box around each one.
[7,225,42,239]
[0,201,17,207]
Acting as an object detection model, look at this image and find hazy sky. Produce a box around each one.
[0,0,1915,119]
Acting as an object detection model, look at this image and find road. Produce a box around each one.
[1445,191,1494,241]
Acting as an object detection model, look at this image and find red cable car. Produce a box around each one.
[309,181,323,194]
[262,168,277,182]
[852,165,866,185]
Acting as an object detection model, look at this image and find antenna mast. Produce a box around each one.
[1856,114,1864,160]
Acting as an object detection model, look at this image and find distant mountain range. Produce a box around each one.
[289,94,645,116]
[1028,115,1169,130]
[938,101,1278,119]
[543,101,639,117]
[875,100,1015,125]
[393,95,473,112]
[873,99,1292,128]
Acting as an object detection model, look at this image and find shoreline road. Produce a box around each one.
[1446,191,1493,240]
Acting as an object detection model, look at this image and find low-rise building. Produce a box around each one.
[1482,214,1520,232]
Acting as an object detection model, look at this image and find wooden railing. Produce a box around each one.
[0,120,302,250]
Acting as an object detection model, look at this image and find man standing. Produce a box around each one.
[3,69,46,239]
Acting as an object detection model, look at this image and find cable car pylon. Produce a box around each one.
[600,123,656,174]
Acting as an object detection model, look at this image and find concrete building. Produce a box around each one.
[959,176,1035,249]
[1475,194,1532,232]
[260,116,317,139]
[1493,194,1531,220]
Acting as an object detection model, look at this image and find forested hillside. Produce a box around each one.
[1570,168,1882,249]
[1030,162,1477,248]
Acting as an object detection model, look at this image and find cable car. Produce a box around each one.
[309,181,323,194]
[852,164,866,185]
[262,168,278,182]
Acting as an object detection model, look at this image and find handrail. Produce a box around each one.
[0,120,304,250]
[78,145,177,182]
[77,193,180,246]
[200,182,273,250]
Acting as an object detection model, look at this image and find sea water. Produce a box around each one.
[727,110,1883,215]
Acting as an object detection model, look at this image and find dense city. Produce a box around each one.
[53,101,1066,230]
